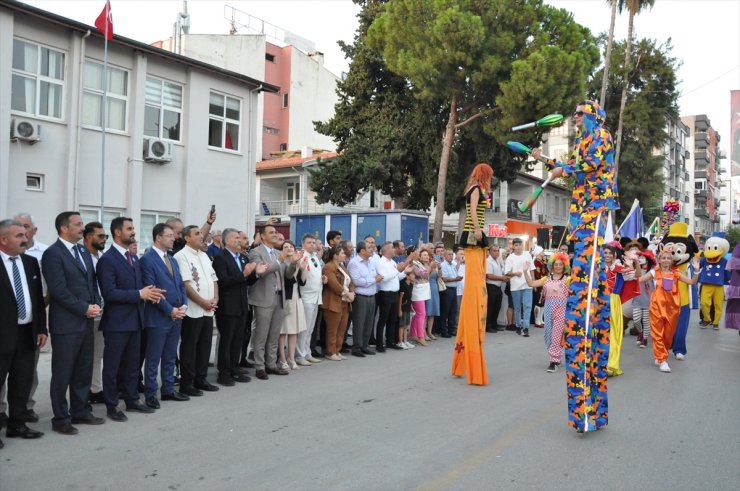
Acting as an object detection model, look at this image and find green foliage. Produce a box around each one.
[313,0,600,214]
[589,37,680,222]
[726,226,740,251]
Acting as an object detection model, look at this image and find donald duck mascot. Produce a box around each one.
[698,231,731,330]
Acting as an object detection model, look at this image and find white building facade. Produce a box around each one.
[1,1,277,249]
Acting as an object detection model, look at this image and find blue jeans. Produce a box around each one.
[511,289,533,330]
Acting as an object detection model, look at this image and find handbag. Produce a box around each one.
[437,276,447,291]
[466,231,479,246]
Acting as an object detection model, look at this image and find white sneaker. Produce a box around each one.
[659,361,671,373]
[289,360,299,370]
[338,353,347,360]
[306,356,321,364]
[675,353,685,361]
[279,361,290,370]
[654,359,660,366]
[296,358,312,367]
[397,342,408,350]
[405,341,416,349]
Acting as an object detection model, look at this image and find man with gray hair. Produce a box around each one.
[348,240,383,356]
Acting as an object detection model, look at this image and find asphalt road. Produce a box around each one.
[1,308,738,491]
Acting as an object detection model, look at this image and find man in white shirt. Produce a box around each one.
[348,241,382,356]
[485,245,508,333]
[504,238,534,337]
[297,234,323,365]
[375,242,412,350]
[174,226,219,396]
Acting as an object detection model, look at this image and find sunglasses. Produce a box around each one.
[96,234,109,239]
[573,110,585,117]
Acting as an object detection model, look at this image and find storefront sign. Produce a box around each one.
[488,224,508,237]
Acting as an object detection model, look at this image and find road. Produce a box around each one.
[1,308,738,491]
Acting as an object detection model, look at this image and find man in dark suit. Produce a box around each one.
[96,218,164,422]
[212,228,260,386]
[42,212,104,435]
[139,223,189,408]
[0,219,47,448]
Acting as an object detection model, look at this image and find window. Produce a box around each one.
[208,91,240,151]
[286,182,300,204]
[11,39,65,119]
[282,93,289,108]
[265,53,275,63]
[26,173,44,191]
[82,60,128,131]
[144,77,183,141]
[279,143,287,151]
[79,208,123,237]
[263,126,279,135]
[139,212,178,252]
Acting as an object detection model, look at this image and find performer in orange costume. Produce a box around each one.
[451,163,493,385]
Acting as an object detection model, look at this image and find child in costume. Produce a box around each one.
[633,249,656,348]
[638,249,699,373]
[523,252,570,373]
[604,242,633,377]
[698,232,730,331]
[725,242,740,334]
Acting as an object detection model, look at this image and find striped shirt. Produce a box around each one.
[463,185,487,232]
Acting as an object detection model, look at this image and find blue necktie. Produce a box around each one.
[73,245,86,271]
[10,257,27,321]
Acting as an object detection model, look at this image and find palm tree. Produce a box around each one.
[600,0,618,107]
[614,0,655,180]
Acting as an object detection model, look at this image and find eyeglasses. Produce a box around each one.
[573,110,584,118]
[96,234,109,239]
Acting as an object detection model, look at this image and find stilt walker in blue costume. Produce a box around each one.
[533,100,619,433]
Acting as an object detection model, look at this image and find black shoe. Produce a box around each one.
[506,324,517,331]
[88,391,105,404]
[389,343,404,350]
[441,333,452,338]
[217,376,236,387]
[71,415,105,425]
[340,348,350,354]
[237,367,250,374]
[208,362,215,367]
[255,369,269,380]
[107,409,128,422]
[6,424,43,439]
[0,412,7,427]
[137,382,146,393]
[265,366,289,375]
[145,397,160,410]
[195,381,220,392]
[516,327,522,335]
[311,350,324,358]
[20,409,39,423]
[126,401,155,414]
[486,327,496,333]
[352,350,365,358]
[361,348,376,355]
[547,362,558,372]
[231,374,251,383]
[179,385,203,397]
[52,422,79,435]
[375,346,386,353]
[523,328,530,337]
[0,438,3,449]
[239,360,255,368]
[161,392,190,401]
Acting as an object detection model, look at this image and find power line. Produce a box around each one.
[682,65,740,96]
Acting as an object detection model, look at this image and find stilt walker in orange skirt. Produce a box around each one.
[451,163,493,386]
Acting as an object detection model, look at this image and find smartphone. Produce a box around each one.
[210,204,216,214]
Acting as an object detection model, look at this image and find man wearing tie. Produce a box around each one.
[212,228,260,386]
[248,225,297,380]
[139,223,189,408]
[96,218,164,422]
[0,220,47,448]
[42,212,104,435]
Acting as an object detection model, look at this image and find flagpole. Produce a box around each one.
[99,1,109,222]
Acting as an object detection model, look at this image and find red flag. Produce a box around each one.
[94,1,114,40]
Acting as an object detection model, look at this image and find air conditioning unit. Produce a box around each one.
[10,119,41,144]
[143,138,172,163]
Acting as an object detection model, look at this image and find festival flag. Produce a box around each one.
[617,198,644,238]
[604,212,615,243]
[644,216,660,239]
[95,0,114,40]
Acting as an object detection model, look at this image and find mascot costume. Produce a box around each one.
[698,231,730,330]
[661,223,699,359]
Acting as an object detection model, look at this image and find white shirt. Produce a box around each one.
[486,255,504,286]
[1,251,33,324]
[25,240,48,263]
[174,245,218,318]
[111,241,130,260]
[504,252,534,291]
[377,255,405,292]
[456,263,466,296]
[299,252,323,305]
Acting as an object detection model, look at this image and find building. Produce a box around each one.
[656,117,692,227]
[682,114,724,241]
[1,0,277,249]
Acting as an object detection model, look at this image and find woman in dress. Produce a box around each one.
[278,241,307,370]
[321,246,355,361]
[451,162,494,386]
[603,243,626,377]
[524,252,570,373]
[409,249,432,346]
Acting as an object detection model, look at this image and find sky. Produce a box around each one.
[24,0,740,161]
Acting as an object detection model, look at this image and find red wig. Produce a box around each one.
[466,163,494,194]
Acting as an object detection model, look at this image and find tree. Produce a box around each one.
[599,0,618,106]
[590,37,680,223]
[366,0,599,241]
[726,226,740,250]
[614,0,656,180]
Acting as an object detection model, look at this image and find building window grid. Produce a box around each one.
[11,38,66,120]
[82,60,129,133]
[25,173,44,192]
[208,91,241,152]
[79,208,123,237]
[139,211,178,252]
[144,77,183,142]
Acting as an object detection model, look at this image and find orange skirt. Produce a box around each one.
[451,246,489,385]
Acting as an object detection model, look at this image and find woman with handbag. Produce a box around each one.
[321,246,355,361]
[451,163,494,386]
